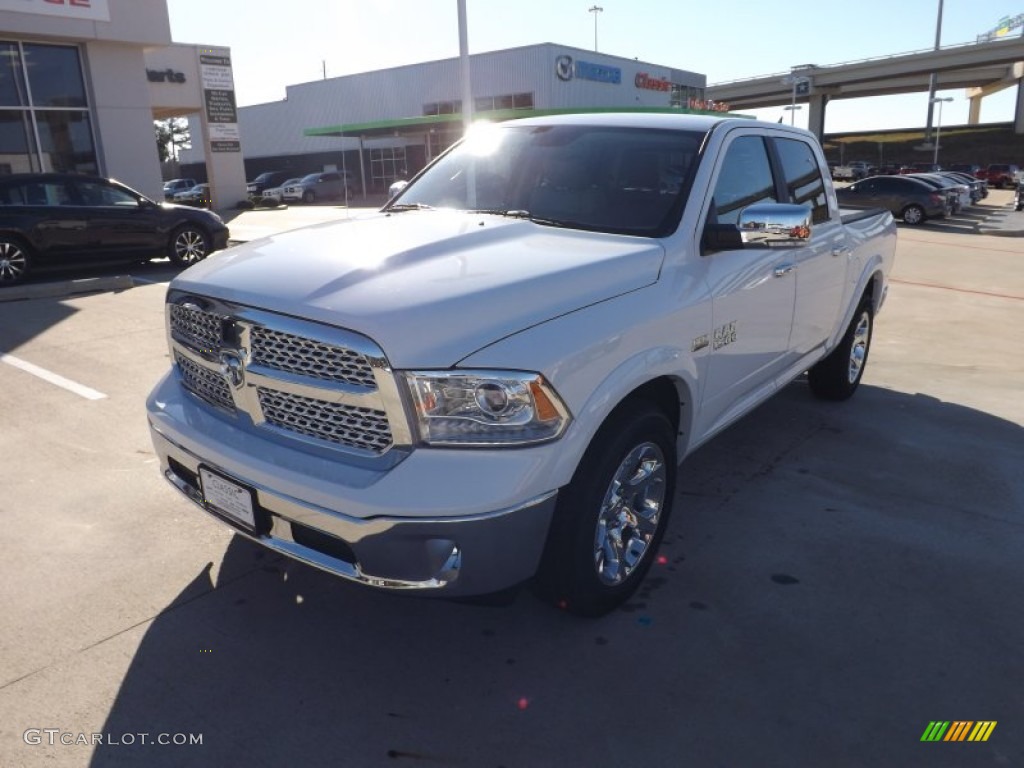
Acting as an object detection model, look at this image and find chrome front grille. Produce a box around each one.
[175,351,234,411]
[167,294,410,459]
[169,303,223,353]
[257,388,393,453]
[250,326,377,387]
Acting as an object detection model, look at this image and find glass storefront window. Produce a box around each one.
[0,42,95,175]
[23,44,87,108]
[36,111,96,174]
[0,43,27,107]
[0,110,38,174]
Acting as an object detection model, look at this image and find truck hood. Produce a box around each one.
[171,211,665,367]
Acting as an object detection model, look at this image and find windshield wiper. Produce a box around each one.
[468,209,566,227]
[386,202,435,213]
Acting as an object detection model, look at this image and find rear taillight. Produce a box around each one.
[930,193,944,204]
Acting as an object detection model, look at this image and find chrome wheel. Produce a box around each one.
[593,442,666,586]
[171,228,208,265]
[847,311,871,384]
[0,239,29,284]
[902,205,924,225]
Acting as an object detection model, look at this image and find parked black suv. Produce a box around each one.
[0,173,230,285]
[245,170,293,199]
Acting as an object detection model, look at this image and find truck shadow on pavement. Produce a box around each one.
[90,382,1024,768]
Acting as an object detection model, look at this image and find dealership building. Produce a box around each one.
[0,0,718,207]
[179,43,719,198]
[0,0,245,207]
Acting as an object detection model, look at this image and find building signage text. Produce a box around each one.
[555,55,621,85]
[147,68,186,84]
[204,89,237,123]
[0,0,110,21]
[634,72,672,92]
[689,98,730,113]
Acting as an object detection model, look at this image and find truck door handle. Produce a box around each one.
[832,246,850,257]
[773,264,795,278]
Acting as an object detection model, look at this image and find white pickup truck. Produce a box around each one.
[147,113,896,616]
[832,160,871,182]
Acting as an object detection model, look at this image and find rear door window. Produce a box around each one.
[773,137,830,223]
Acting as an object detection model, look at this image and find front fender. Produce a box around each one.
[459,284,706,488]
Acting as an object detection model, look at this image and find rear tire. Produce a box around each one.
[534,401,677,617]
[808,299,873,401]
[901,204,925,225]
[0,236,32,286]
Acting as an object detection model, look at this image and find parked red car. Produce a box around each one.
[976,164,1020,188]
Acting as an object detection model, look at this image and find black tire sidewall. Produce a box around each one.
[808,300,873,401]
[902,205,924,225]
[167,225,209,266]
[0,235,32,284]
[536,402,677,616]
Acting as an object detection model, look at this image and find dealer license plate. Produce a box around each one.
[199,467,256,531]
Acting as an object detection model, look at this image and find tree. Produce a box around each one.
[154,117,191,163]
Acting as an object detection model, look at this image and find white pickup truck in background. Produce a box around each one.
[147,113,896,616]
[832,160,872,181]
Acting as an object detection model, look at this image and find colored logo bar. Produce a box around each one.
[921,721,997,742]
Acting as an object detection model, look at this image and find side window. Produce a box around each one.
[13,181,71,206]
[712,136,776,225]
[774,138,830,224]
[74,181,139,207]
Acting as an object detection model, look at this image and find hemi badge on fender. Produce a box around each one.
[691,334,710,352]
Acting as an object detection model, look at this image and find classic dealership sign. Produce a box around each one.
[0,0,110,21]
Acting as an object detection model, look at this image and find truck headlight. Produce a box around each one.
[402,370,570,446]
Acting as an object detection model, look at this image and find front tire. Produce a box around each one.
[901,204,925,225]
[534,401,677,616]
[808,299,873,401]
[302,190,315,204]
[0,236,32,286]
[167,225,211,267]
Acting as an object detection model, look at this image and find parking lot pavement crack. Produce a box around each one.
[0,559,274,692]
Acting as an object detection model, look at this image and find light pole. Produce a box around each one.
[781,73,811,124]
[783,105,802,126]
[925,0,945,142]
[930,96,953,167]
[588,5,603,52]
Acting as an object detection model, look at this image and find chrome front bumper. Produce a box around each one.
[151,427,558,596]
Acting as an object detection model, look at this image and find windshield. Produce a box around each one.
[300,173,320,183]
[388,123,704,237]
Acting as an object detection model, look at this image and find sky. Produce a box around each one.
[165,0,1024,134]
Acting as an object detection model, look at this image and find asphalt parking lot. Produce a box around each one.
[0,193,1022,767]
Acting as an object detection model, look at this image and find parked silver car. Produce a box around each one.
[281,171,356,204]
[260,177,303,206]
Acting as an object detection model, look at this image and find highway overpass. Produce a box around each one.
[706,38,1024,138]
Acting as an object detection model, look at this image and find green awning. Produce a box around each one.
[304,105,748,138]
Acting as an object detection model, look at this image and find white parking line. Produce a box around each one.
[0,354,107,400]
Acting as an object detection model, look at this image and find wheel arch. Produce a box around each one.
[555,368,695,490]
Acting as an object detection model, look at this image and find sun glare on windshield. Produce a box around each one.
[463,122,505,157]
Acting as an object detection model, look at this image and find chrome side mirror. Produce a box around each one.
[388,180,408,200]
[738,203,812,246]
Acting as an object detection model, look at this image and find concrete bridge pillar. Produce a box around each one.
[807,94,828,140]
[968,94,982,124]
[1016,80,1024,134]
